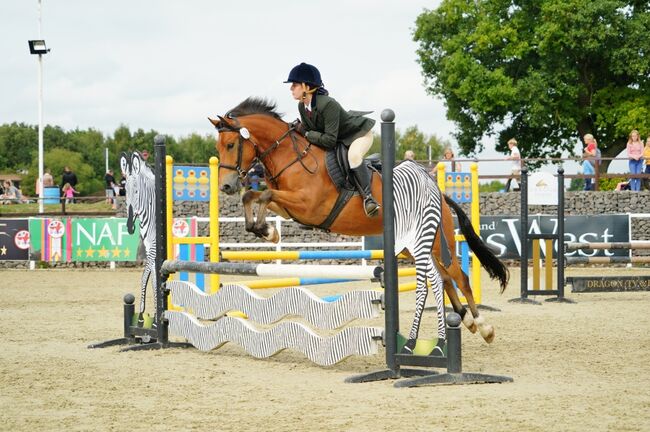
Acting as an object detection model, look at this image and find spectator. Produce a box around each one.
[1,180,18,204]
[582,134,598,191]
[503,138,521,192]
[61,183,78,204]
[61,166,78,202]
[246,163,264,191]
[643,136,650,190]
[615,180,631,192]
[104,169,116,205]
[42,169,54,187]
[441,147,462,172]
[404,150,415,161]
[626,129,644,191]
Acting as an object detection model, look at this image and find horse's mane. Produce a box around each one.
[226,97,284,120]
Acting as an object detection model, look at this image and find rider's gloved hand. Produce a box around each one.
[291,119,306,135]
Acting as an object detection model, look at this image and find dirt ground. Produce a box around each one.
[2,267,650,432]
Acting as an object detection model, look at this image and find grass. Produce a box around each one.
[0,200,116,215]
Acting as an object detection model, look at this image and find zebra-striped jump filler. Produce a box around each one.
[165,312,383,367]
[167,280,382,329]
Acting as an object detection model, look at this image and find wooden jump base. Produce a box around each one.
[568,276,650,293]
[566,242,650,251]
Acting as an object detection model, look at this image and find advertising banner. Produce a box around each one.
[0,219,30,261]
[480,215,630,259]
[29,217,140,262]
[366,215,630,259]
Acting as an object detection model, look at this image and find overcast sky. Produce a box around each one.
[3,1,591,176]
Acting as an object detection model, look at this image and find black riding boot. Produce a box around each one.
[351,166,380,217]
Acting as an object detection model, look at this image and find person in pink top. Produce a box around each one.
[61,183,78,204]
[626,129,644,191]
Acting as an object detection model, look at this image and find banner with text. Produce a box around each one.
[29,217,141,262]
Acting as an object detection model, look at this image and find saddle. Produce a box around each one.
[294,145,380,231]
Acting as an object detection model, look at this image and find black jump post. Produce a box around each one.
[345,109,512,387]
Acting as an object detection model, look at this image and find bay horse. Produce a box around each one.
[209,97,508,343]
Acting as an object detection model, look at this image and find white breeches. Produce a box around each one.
[347,130,374,169]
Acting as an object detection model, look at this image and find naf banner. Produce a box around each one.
[29,218,141,262]
[0,219,30,261]
[479,215,630,259]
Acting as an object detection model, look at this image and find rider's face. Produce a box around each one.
[290,82,304,101]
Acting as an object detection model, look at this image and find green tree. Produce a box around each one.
[414,1,650,169]
[368,127,447,162]
[22,148,100,196]
[479,180,506,192]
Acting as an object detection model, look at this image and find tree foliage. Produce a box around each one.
[0,122,217,195]
[414,0,650,168]
[368,126,448,163]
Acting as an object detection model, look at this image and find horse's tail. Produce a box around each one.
[444,195,509,293]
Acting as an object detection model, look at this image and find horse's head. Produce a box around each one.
[209,97,289,195]
[209,115,257,195]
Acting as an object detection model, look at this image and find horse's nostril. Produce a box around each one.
[220,184,230,192]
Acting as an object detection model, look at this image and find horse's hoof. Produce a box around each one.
[480,324,495,344]
[462,314,477,333]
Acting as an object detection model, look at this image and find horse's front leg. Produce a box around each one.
[242,190,263,235]
[253,190,279,243]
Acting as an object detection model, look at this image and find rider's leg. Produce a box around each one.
[348,131,380,217]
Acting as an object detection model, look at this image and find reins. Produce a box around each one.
[215,114,318,187]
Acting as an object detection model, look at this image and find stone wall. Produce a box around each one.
[3,190,648,268]
[147,190,650,244]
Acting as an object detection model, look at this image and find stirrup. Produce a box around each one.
[363,197,380,217]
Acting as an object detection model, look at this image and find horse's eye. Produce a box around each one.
[227,142,235,150]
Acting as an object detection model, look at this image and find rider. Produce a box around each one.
[284,62,380,217]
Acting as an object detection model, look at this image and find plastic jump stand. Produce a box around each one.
[88,293,191,352]
[346,313,513,388]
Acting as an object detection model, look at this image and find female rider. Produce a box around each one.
[284,62,379,217]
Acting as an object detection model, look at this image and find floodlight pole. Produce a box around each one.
[37,0,44,213]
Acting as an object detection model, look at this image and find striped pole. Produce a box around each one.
[161,260,383,280]
[222,250,408,261]
[566,242,650,251]
[566,256,650,264]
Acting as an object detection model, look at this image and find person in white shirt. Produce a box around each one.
[504,138,521,192]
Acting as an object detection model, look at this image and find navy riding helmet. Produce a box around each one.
[284,63,322,88]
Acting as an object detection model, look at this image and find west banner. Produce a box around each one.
[479,215,630,259]
[0,219,30,261]
[29,218,141,262]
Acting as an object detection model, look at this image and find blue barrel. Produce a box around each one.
[43,186,60,204]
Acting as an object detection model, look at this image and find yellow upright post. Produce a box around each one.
[545,239,553,290]
[209,157,220,292]
[165,155,178,311]
[532,239,540,290]
[470,162,481,304]
[165,155,174,261]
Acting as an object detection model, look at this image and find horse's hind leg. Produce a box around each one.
[439,264,477,333]
[447,259,495,343]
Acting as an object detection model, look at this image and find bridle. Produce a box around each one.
[214,114,317,186]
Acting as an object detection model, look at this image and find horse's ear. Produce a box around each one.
[208,117,220,128]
